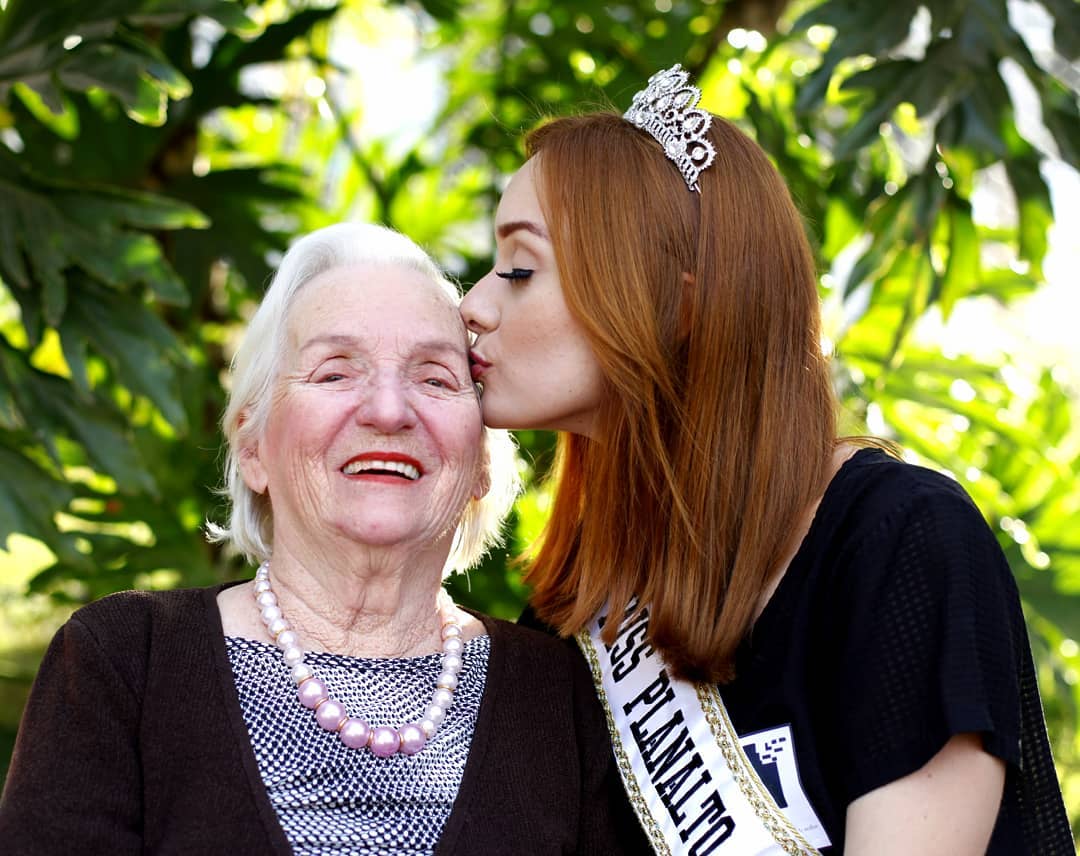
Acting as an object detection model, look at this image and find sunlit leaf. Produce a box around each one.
[10,82,78,137]
[0,438,87,571]
[1005,156,1052,281]
[937,200,979,317]
[58,279,189,432]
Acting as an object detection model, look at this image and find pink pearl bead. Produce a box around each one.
[315,699,346,731]
[339,718,371,749]
[283,647,304,667]
[441,624,462,639]
[425,705,445,725]
[291,664,313,683]
[261,605,282,623]
[398,724,426,755]
[276,629,297,648]
[442,637,464,655]
[298,679,328,709]
[432,688,454,709]
[370,726,401,758]
[436,672,458,691]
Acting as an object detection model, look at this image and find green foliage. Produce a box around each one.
[1,0,1078,824]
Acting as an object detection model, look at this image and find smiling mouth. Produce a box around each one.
[342,459,421,480]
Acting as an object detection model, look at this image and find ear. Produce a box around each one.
[238,441,269,495]
[235,412,269,494]
[471,443,492,502]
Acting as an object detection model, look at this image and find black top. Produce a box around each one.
[0,584,649,854]
[723,448,1071,853]
[526,448,1073,854]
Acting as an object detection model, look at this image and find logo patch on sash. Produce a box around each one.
[739,725,829,849]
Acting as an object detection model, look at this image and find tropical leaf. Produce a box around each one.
[0,150,200,332]
[0,337,154,492]
[58,278,189,432]
[0,438,86,570]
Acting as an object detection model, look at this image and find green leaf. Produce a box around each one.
[0,338,154,492]
[821,197,862,261]
[57,43,181,126]
[0,438,88,570]
[228,7,340,70]
[0,204,31,290]
[3,278,43,348]
[1004,156,1052,280]
[937,200,979,316]
[126,1,258,34]
[0,150,194,317]
[10,81,79,137]
[60,188,209,231]
[59,279,189,432]
[968,268,1040,302]
[1041,96,1080,169]
[0,0,253,94]
[792,1,925,114]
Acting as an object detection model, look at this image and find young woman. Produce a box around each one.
[461,65,1073,855]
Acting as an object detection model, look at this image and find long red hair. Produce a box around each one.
[524,112,836,682]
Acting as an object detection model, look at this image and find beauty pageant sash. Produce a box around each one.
[576,602,829,855]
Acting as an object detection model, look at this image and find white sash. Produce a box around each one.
[577,603,829,855]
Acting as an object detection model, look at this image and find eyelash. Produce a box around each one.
[495,268,533,281]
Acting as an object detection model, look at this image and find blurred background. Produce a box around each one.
[0,0,1077,831]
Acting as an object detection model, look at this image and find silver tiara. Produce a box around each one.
[623,64,716,193]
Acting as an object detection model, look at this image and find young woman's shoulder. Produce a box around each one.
[803,449,1032,813]
[818,447,999,566]
[832,445,980,510]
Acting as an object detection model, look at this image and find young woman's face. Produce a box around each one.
[461,158,605,437]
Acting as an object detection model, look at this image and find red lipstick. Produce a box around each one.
[341,452,423,482]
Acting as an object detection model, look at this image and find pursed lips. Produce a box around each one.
[341,451,423,481]
[469,350,491,382]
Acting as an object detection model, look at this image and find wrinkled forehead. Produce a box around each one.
[285,262,468,353]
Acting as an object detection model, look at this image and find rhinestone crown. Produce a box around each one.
[623,63,716,192]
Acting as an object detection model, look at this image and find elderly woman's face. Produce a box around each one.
[242,264,486,554]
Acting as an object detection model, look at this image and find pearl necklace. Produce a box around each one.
[252,561,464,757]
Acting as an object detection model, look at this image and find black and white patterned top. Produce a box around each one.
[225,634,491,856]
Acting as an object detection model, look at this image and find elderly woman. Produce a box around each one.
[0,223,641,854]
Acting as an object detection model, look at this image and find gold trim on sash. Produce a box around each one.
[697,684,819,855]
[577,625,823,855]
[577,629,672,855]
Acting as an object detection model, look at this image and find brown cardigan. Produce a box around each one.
[0,584,647,854]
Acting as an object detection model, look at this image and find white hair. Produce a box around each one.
[208,222,519,573]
